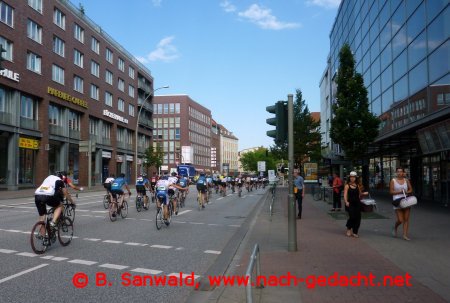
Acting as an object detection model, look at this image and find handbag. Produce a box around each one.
[361,194,376,212]
[399,190,417,208]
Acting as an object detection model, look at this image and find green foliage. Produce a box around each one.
[330,44,380,164]
[240,147,276,173]
[144,146,164,171]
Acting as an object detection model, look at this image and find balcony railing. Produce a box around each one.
[102,138,111,146]
[139,118,154,129]
[49,125,64,136]
[69,129,80,139]
[89,134,99,144]
[138,98,153,112]
[116,141,127,149]
[20,117,39,130]
[0,112,13,125]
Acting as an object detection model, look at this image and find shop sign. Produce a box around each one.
[0,68,20,82]
[47,87,88,109]
[116,155,123,162]
[19,137,39,150]
[126,155,133,161]
[102,151,111,158]
[103,109,129,124]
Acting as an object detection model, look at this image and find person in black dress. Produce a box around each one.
[344,171,369,238]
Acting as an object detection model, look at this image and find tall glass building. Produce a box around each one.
[320,0,449,205]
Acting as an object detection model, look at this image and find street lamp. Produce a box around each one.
[135,85,169,181]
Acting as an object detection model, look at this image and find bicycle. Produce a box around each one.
[269,183,276,218]
[108,193,129,222]
[63,199,76,223]
[103,192,111,209]
[30,205,73,254]
[155,195,174,230]
[197,191,204,211]
[136,194,143,212]
[313,185,323,201]
[238,185,242,197]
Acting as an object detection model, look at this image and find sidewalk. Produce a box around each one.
[213,187,449,303]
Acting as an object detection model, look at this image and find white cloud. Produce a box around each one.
[238,4,300,30]
[306,0,341,9]
[220,0,236,13]
[138,36,179,63]
[152,0,162,6]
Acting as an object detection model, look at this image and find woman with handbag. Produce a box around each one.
[344,171,369,238]
[389,167,414,241]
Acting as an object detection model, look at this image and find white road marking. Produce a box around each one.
[99,263,129,270]
[189,222,204,225]
[229,225,241,227]
[103,240,123,244]
[84,238,101,242]
[177,210,191,216]
[16,252,38,257]
[125,218,137,220]
[68,259,97,266]
[46,256,69,261]
[139,218,152,222]
[204,250,221,255]
[0,264,49,284]
[168,272,200,280]
[150,245,172,249]
[217,197,224,200]
[173,221,186,224]
[131,268,162,275]
[92,210,108,213]
[125,242,148,247]
[5,229,22,233]
[0,249,17,254]
[208,224,220,226]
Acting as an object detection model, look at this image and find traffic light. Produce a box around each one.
[266,101,288,143]
[0,45,6,71]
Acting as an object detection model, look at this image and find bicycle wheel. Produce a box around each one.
[155,207,163,230]
[121,201,128,218]
[103,195,110,209]
[30,221,48,254]
[109,202,117,222]
[64,204,75,223]
[136,197,142,212]
[58,217,73,246]
[313,190,322,201]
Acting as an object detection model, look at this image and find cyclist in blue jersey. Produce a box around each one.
[178,175,189,205]
[110,173,132,217]
[196,173,207,208]
[136,173,150,210]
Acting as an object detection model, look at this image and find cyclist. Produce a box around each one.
[178,174,189,205]
[228,175,235,193]
[168,172,180,215]
[196,172,207,208]
[34,172,67,230]
[155,173,187,221]
[235,174,244,195]
[136,173,150,210]
[59,171,83,207]
[149,172,159,202]
[110,173,132,217]
[104,174,115,199]
[206,174,213,202]
[219,174,227,196]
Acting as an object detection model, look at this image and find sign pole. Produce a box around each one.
[287,94,297,251]
[88,140,92,189]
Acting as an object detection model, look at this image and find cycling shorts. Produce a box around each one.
[136,185,147,196]
[196,183,207,193]
[156,190,169,205]
[35,195,63,216]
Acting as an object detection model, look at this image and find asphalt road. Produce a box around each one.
[0,186,266,303]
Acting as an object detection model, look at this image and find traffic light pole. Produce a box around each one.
[287,94,297,252]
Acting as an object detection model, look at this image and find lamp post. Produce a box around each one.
[135,85,169,182]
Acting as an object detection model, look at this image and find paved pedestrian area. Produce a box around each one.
[209,186,449,303]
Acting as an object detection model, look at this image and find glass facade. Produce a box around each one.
[326,0,449,205]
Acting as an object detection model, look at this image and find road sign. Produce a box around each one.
[268,170,276,182]
[257,161,266,172]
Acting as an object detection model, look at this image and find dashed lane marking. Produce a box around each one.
[150,245,172,249]
[99,263,129,270]
[0,249,17,254]
[68,259,97,266]
[204,250,221,255]
[131,268,163,275]
[177,210,192,215]
[103,240,123,244]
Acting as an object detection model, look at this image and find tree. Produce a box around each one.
[144,146,164,173]
[269,89,321,171]
[330,43,380,165]
[240,147,276,173]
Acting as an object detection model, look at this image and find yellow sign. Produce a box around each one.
[19,137,40,150]
[47,87,88,109]
[304,162,318,182]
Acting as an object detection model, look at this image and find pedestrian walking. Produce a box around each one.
[331,172,343,211]
[344,171,368,238]
[293,171,305,219]
[389,167,414,241]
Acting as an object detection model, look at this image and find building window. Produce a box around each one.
[163,104,168,114]
[117,127,124,142]
[53,8,65,29]
[48,104,62,125]
[118,78,125,92]
[105,70,113,85]
[74,49,84,68]
[52,64,64,84]
[118,98,125,112]
[129,66,135,79]
[68,111,81,131]
[27,51,41,74]
[102,123,111,139]
[0,36,12,61]
[90,84,99,100]
[106,48,113,64]
[105,91,113,107]
[74,23,84,43]
[175,103,180,114]
[128,85,135,97]
[89,119,98,135]
[73,76,83,93]
[28,0,42,13]
[91,37,100,54]
[91,60,100,77]
[27,19,42,43]
[21,96,35,119]
[0,1,13,27]
[53,36,65,57]
[128,104,135,117]
[118,58,125,71]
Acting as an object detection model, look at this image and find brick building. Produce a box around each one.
[0,0,154,189]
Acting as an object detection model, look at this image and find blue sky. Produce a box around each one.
[78,0,340,150]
